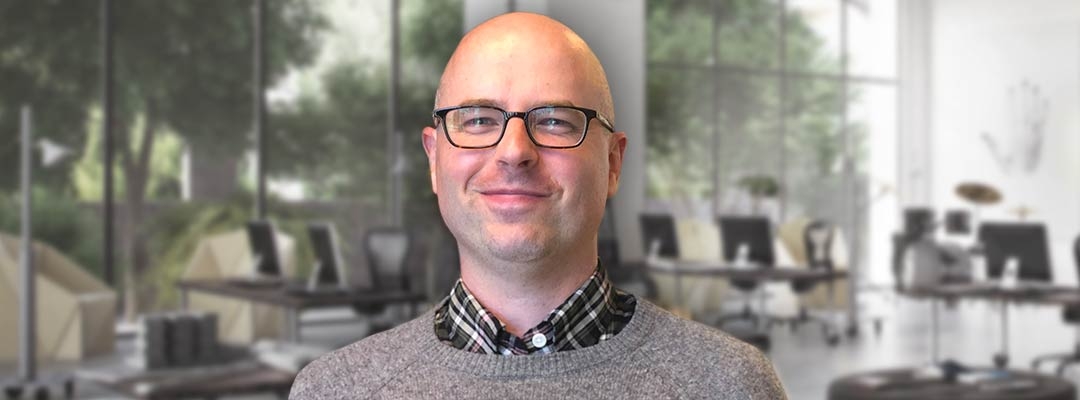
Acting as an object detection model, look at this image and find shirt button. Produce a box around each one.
[531,334,548,348]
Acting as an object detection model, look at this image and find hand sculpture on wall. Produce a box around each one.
[980,80,1048,175]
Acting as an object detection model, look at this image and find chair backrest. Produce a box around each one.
[790,220,833,294]
[364,227,412,291]
[640,214,679,258]
[802,220,834,271]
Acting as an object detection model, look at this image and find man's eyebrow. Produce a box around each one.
[456,98,501,107]
[452,99,581,109]
[533,100,578,108]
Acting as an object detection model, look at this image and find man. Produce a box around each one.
[291,12,786,399]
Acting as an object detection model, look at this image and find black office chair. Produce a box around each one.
[352,226,424,334]
[600,237,657,301]
[784,220,840,345]
[1031,235,1080,375]
[715,216,774,328]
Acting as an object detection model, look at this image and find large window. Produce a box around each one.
[647,0,897,283]
[0,0,463,320]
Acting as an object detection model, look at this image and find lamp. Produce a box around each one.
[4,106,76,399]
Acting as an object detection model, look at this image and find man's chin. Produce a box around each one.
[481,233,551,264]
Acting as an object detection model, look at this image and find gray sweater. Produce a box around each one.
[290,300,787,399]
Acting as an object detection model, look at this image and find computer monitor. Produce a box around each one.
[977,222,1052,282]
[246,220,282,278]
[639,214,679,258]
[903,207,935,238]
[945,209,971,235]
[307,223,347,290]
[718,216,775,267]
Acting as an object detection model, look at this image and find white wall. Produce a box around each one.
[929,0,1080,283]
[463,0,648,262]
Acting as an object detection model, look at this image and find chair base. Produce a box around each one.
[2,374,75,400]
[768,307,841,346]
[1032,344,1080,375]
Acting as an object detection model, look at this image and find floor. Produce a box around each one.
[8,290,1080,399]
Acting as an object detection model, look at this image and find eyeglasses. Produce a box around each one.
[432,105,615,149]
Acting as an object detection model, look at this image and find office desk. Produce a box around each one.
[828,367,1075,400]
[80,360,294,400]
[646,260,848,342]
[902,284,1080,368]
[646,260,847,307]
[177,280,425,342]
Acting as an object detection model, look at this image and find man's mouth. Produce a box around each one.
[478,188,551,210]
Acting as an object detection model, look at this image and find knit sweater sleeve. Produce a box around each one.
[289,316,431,400]
[629,303,789,399]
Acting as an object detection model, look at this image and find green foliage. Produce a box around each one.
[142,193,318,310]
[71,108,183,201]
[0,0,100,191]
[0,187,103,280]
[645,0,868,214]
[0,0,327,195]
[268,0,461,228]
[737,174,780,198]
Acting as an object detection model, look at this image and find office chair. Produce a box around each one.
[715,216,775,329]
[601,236,658,301]
[352,226,423,334]
[1032,235,1080,375]
[783,219,841,345]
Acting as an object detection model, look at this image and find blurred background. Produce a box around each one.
[2,0,1079,399]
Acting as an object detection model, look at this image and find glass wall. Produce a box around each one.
[646,0,898,282]
[0,0,463,320]
[0,1,108,295]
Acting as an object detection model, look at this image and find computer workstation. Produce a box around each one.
[640,214,847,347]
[179,221,425,342]
[832,217,1079,399]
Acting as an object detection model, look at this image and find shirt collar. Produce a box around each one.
[434,262,635,355]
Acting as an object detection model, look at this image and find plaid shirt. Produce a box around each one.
[434,264,636,355]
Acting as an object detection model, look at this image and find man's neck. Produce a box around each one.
[458,253,597,338]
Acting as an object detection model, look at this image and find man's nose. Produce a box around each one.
[494,118,539,169]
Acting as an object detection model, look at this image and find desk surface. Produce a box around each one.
[646,260,847,281]
[177,279,425,309]
[829,367,1075,400]
[82,361,294,400]
[903,283,1080,305]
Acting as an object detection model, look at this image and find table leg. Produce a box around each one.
[931,299,940,364]
[847,267,858,337]
[994,301,1009,368]
[284,309,300,342]
[827,277,840,344]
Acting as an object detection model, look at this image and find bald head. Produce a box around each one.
[435,12,615,124]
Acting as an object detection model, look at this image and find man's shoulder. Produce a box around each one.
[631,301,787,398]
[289,313,433,399]
[635,300,761,356]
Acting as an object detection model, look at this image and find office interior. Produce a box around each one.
[2,0,1079,398]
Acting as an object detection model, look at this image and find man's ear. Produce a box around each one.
[607,132,627,198]
[422,126,439,194]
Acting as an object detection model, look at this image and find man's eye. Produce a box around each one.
[534,118,576,134]
[463,117,498,127]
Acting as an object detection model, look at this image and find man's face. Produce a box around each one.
[422,33,626,266]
